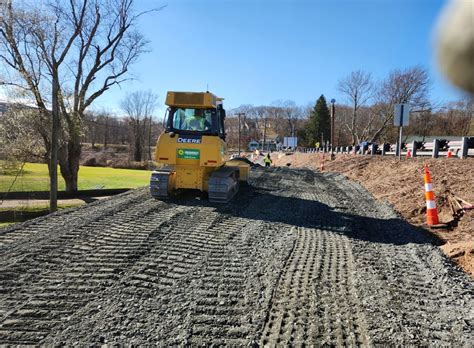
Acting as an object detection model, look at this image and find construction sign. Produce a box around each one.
[177,148,200,159]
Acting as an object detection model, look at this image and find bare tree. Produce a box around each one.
[0,0,160,196]
[369,66,431,142]
[0,104,46,162]
[460,97,473,136]
[276,100,300,138]
[337,70,373,144]
[120,90,158,162]
[251,106,268,150]
[434,99,473,136]
[267,104,286,139]
[228,104,258,147]
[404,109,436,141]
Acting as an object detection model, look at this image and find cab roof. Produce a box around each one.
[165,91,223,108]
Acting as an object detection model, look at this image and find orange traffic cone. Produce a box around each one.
[424,165,439,226]
[406,149,412,158]
[447,148,453,158]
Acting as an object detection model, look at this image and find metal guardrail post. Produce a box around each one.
[395,140,400,157]
[412,140,417,157]
[433,139,439,158]
[381,143,386,156]
[460,137,468,159]
[370,144,376,155]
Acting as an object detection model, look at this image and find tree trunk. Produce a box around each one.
[58,132,81,192]
[148,117,152,161]
[370,113,393,143]
[133,139,142,162]
[104,117,108,149]
[131,120,142,162]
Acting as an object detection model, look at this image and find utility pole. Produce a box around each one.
[50,71,59,213]
[262,117,267,152]
[148,116,153,161]
[330,99,336,159]
[237,112,245,156]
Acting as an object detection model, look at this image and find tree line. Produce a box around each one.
[83,90,164,162]
[1,90,162,163]
[226,66,472,149]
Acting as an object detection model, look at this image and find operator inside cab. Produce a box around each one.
[171,108,212,132]
[167,105,228,138]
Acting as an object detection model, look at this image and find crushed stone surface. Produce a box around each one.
[273,153,474,277]
[0,167,472,345]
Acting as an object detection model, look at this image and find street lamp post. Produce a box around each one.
[237,112,244,156]
[330,99,336,159]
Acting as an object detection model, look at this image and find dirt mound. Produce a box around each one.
[273,152,474,276]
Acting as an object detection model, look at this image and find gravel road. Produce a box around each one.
[0,167,472,345]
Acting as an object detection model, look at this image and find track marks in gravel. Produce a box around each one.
[260,227,369,346]
[44,190,297,345]
[0,190,150,250]
[0,196,191,345]
[319,171,473,346]
[1,167,473,346]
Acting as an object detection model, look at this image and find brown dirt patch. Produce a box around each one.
[273,152,474,277]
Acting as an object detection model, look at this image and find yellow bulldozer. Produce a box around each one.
[150,91,251,203]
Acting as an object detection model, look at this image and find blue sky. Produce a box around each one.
[96,0,464,115]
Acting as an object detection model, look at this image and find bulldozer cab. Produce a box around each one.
[164,92,226,140]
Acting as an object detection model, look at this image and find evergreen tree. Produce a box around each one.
[306,95,331,147]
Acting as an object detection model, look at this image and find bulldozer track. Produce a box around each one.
[0,167,472,345]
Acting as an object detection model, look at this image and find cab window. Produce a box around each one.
[171,108,213,132]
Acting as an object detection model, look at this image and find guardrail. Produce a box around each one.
[297,136,474,158]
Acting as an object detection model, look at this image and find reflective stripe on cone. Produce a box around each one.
[424,164,439,226]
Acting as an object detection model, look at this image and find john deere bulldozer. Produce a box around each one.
[150,91,251,203]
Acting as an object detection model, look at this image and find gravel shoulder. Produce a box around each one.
[273,153,474,277]
[0,167,472,345]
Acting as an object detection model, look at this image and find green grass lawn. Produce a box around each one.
[0,163,151,192]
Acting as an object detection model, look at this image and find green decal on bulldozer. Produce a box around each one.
[177,148,200,159]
